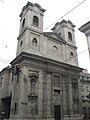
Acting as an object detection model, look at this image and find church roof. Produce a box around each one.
[44,32,66,44]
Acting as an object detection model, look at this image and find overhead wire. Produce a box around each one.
[44,0,87,31]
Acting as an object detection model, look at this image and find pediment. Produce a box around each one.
[44,32,66,43]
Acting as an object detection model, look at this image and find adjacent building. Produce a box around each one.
[79,21,90,120]
[79,21,90,57]
[80,69,90,119]
[0,2,83,120]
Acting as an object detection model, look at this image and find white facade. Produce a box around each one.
[0,2,83,120]
[16,2,78,67]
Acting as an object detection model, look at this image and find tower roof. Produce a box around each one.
[51,19,75,31]
[20,1,46,17]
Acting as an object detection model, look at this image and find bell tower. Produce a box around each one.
[52,20,76,46]
[52,20,78,66]
[16,2,45,56]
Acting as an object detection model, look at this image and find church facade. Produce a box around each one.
[0,2,83,120]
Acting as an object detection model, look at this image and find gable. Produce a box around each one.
[44,32,66,44]
[49,33,58,39]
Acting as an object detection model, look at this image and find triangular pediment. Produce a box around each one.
[44,32,66,43]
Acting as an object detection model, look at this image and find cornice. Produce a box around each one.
[17,27,43,40]
[78,21,90,34]
[10,52,82,73]
[66,42,77,49]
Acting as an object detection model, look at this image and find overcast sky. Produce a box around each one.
[0,0,90,73]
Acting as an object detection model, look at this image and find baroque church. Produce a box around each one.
[0,2,83,120]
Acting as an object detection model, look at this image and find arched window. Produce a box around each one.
[15,102,17,112]
[32,38,38,46]
[10,92,12,96]
[53,45,58,50]
[22,18,25,28]
[20,41,23,47]
[59,32,61,36]
[53,46,58,54]
[68,32,72,41]
[33,16,39,26]
[70,52,74,57]
[29,73,38,96]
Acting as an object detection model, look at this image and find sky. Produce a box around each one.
[0,0,90,73]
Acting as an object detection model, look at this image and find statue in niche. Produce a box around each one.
[72,79,78,99]
[27,72,38,115]
[23,76,27,83]
[29,72,38,96]
[73,99,79,114]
